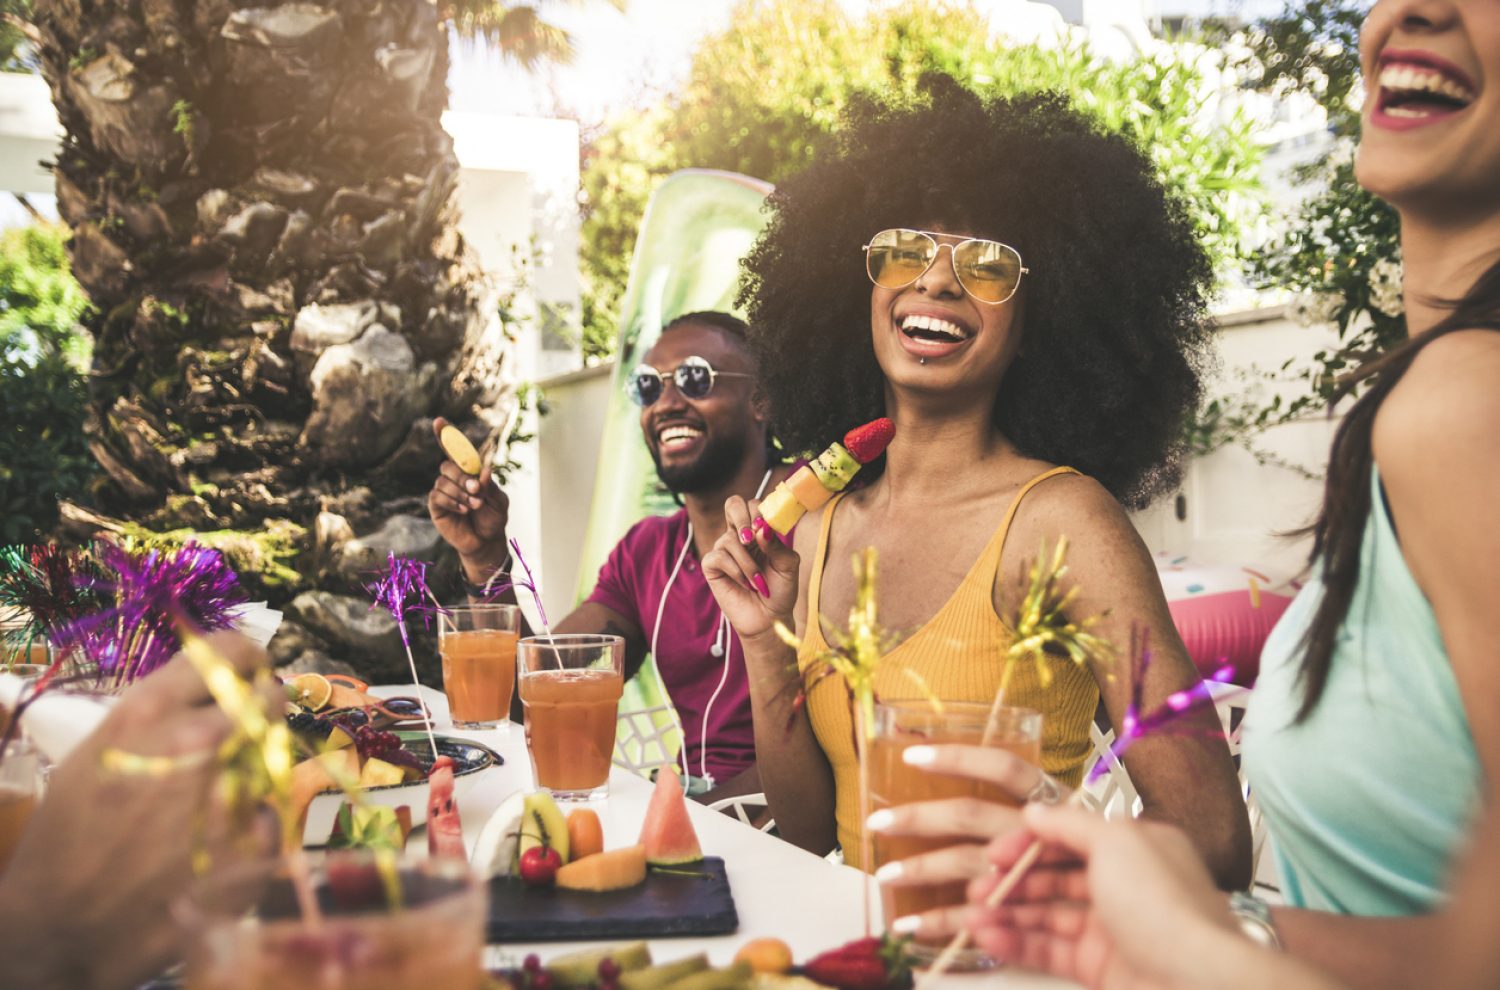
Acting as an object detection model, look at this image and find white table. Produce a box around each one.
[375,686,1078,989]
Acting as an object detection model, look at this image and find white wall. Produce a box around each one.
[1130,305,1343,581]
[534,363,614,620]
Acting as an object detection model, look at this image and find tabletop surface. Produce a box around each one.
[372,685,1079,990]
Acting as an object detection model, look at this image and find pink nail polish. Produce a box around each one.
[739,526,755,545]
[751,573,770,598]
[752,517,769,537]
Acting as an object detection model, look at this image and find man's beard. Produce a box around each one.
[652,429,752,496]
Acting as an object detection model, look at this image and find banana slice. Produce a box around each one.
[440,424,483,475]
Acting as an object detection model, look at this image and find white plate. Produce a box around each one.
[302,732,501,845]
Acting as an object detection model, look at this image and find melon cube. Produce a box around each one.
[554,845,648,892]
[785,465,834,512]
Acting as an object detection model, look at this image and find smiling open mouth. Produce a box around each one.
[1378,62,1476,119]
[899,314,972,344]
[657,424,704,452]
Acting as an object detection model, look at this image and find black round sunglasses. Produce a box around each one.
[626,355,752,407]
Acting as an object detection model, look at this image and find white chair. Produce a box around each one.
[613,704,687,780]
[1080,682,1272,889]
[706,791,777,833]
[1080,720,1142,819]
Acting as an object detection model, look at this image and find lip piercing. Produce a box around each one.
[919,357,927,365]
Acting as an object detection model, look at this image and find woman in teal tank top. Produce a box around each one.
[955,3,1500,988]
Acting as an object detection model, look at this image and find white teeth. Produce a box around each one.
[659,425,702,446]
[900,314,968,340]
[1378,63,1476,104]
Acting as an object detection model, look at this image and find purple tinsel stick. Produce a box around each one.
[365,554,437,646]
[1086,628,1240,785]
[475,538,551,636]
[52,542,247,686]
[365,553,439,758]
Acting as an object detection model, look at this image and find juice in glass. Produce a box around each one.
[870,701,1042,968]
[439,605,520,731]
[181,855,484,990]
[0,740,39,874]
[517,635,624,801]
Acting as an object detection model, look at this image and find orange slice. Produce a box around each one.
[288,673,333,711]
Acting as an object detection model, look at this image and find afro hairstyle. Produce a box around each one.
[737,75,1215,508]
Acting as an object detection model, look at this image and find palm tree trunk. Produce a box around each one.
[30,1,512,678]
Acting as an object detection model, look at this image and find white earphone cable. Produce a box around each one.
[650,468,773,790]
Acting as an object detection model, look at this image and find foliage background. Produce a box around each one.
[0,223,93,542]
[1193,0,1404,460]
[578,0,1265,360]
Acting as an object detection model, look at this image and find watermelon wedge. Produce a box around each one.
[639,765,703,866]
[427,755,466,860]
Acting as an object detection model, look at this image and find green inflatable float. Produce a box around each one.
[573,169,773,781]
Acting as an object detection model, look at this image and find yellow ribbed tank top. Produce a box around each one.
[798,467,1099,870]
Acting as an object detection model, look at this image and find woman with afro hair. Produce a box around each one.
[701,76,1252,935]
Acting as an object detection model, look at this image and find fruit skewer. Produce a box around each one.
[753,418,896,537]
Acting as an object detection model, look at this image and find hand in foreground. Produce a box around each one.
[702,495,801,646]
[869,743,1066,942]
[0,633,277,990]
[427,416,510,583]
[967,803,1250,990]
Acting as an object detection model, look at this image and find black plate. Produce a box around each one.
[487,857,738,942]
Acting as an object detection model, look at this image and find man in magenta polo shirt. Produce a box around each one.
[428,312,792,802]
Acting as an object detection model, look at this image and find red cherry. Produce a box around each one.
[518,845,563,887]
[598,959,622,981]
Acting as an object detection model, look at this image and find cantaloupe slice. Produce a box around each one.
[639,766,703,866]
[555,845,648,892]
[784,465,835,511]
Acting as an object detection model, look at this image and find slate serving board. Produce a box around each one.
[487,857,738,942]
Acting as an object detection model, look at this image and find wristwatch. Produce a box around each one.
[1227,892,1283,951]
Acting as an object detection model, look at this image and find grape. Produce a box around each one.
[531,971,554,990]
[524,954,542,973]
[597,960,622,981]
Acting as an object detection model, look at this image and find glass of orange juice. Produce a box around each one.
[870,700,1042,969]
[439,604,521,731]
[179,853,485,989]
[517,634,624,802]
[0,739,40,875]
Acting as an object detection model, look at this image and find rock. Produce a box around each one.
[312,510,355,576]
[220,4,340,50]
[67,222,132,300]
[374,44,435,112]
[218,201,289,266]
[300,325,434,467]
[315,510,355,555]
[68,54,183,170]
[336,514,443,581]
[197,189,237,231]
[289,301,380,361]
[220,5,341,126]
[274,650,359,681]
[252,167,319,203]
[374,416,447,482]
[267,618,322,667]
[287,590,404,665]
